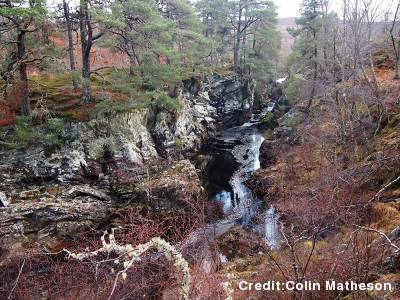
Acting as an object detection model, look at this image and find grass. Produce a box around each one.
[27,69,185,122]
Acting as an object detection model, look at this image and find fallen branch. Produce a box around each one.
[64,229,191,300]
[355,225,400,252]
[7,258,25,300]
[367,175,400,205]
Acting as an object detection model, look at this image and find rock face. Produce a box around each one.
[0,75,254,184]
[0,187,112,262]
[0,160,204,262]
[0,75,256,262]
[209,74,255,126]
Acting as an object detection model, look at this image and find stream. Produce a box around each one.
[208,104,281,249]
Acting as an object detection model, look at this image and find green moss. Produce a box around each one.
[175,138,187,147]
[10,116,35,150]
[1,117,65,151]
[41,118,64,147]
[261,112,274,123]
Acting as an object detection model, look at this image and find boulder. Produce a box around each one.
[209,74,255,126]
[19,189,41,200]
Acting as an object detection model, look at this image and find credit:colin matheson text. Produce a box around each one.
[238,280,393,292]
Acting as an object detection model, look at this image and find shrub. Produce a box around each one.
[0,116,65,150]
[283,74,306,102]
[286,114,303,127]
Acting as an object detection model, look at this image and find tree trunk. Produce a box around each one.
[307,26,318,110]
[17,30,30,116]
[79,0,92,104]
[390,1,400,79]
[63,0,78,91]
[233,4,242,70]
[240,6,248,69]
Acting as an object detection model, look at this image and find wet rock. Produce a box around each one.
[210,74,255,126]
[259,140,278,168]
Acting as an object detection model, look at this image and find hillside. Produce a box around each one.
[278,17,296,58]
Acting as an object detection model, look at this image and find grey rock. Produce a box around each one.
[19,189,41,200]
[65,185,112,202]
[0,197,111,261]
[0,192,9,207]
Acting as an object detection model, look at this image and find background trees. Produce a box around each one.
[0,0,282,115]
[196,0,281,88]
[0,0,47,115]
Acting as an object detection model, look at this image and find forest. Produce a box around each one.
[0,0,399,299]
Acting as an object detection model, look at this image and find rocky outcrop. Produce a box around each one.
[0,75,254,185]
[209,74,255,126]
[0,188,112,263]
[110,159,204,211]
[0,75,255,263]
[0,192,9,207]
[0,159,205,262]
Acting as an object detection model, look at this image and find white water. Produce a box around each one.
[229,132,264,224]
[210,110,282,249]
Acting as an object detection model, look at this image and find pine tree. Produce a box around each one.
[287,0,324,108]
[196,0,231,66]
[244,5,280,82]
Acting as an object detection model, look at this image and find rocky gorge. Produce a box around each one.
[0,74,269,264]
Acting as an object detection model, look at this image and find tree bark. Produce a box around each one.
[63,0,78,91]
[307,26,318,110]
[233,4,243,70]
[17,30,30,116]
[79,0,92,104]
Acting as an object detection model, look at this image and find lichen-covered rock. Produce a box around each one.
[210,74,255,126]
[0,195,111,263]
[65,185,112,202]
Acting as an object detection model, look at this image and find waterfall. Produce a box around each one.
[229,132,264,224]
[209,106,282,249]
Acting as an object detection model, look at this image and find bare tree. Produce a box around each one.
[389,0,400,79]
